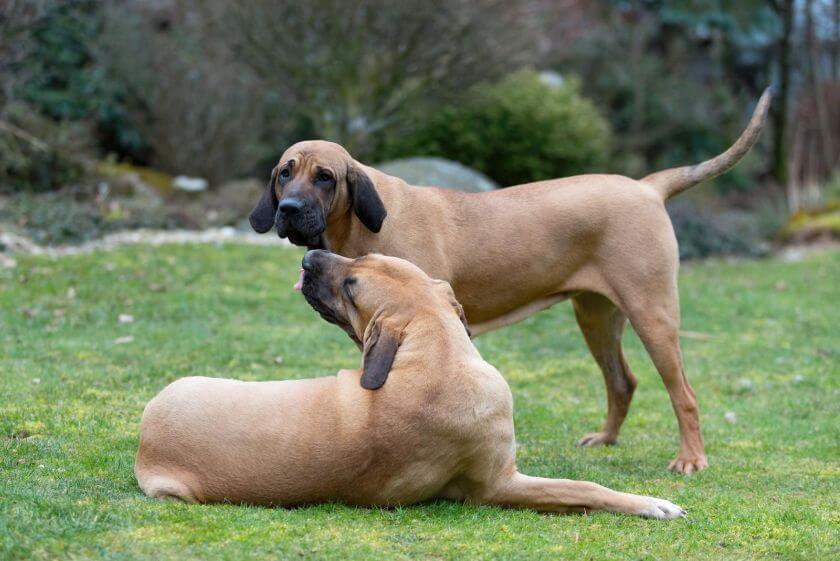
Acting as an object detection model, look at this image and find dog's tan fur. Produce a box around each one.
[135,252,684,518]
[253,89,773,473]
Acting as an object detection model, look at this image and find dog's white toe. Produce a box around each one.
[638,496,686,520]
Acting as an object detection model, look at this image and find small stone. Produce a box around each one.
[774,281,787,291]
[118,314,134,324]
[274,356,284,365]
[114,336,134,345]
[173,175,208,192]
[792,374,804,383]
[32,378,40,385]
[724,411,737,424]
[66,287,76,299]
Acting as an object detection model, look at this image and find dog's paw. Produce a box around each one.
[576,432,617,447]
[636,496,686,520]
[668,455,708,475]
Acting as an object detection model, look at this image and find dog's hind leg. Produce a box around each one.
[572,292,637,447]
[621,288,707,474]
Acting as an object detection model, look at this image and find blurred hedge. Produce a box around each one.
[379,70,612,186]
[0,102,88,193]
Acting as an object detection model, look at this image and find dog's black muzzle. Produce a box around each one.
[275,198,325,249]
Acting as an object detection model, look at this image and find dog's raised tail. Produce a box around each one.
[642,87,773,200]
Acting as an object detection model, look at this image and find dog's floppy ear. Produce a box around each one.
[249,167,279,234]
[347,164,387,233]
[434,280,471,338]
[360,313,401,390]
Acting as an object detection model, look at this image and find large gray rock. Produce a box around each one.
[376,157,497,192]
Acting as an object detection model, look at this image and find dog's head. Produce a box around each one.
[249,140,386,248]
[299,250,470,390]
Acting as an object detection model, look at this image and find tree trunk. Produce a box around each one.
[771,0,793,188]
[834,0,839,81]
[806,0,835,170]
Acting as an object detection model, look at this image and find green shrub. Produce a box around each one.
[379,70,612,186]
[15,0,149,164]
[1,191,104,244]
[0,102,88,193]
[0,188,181,245]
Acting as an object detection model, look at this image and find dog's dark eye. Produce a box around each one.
[279,168,290,179]
[316,172,333,184]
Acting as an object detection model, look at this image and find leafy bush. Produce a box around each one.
[16,0,101,121]
[0,102,88,193]
[15,0,148,162]
[0,187,181,245]
[379,70,612,186]
[1,190,103,244]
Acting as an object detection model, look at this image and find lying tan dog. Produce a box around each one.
[135,250,685,518]
[248,89,773,474]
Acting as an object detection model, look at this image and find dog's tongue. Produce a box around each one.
[293,269,305,291]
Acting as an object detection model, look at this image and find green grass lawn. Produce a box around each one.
[1,243,838,560]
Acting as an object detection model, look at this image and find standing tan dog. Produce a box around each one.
[249,89,772,474]
[136,251,685,518]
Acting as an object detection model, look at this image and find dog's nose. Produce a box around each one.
[302,249,328,272]
[279,199,304,216]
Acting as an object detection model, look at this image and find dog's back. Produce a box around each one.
[135,375,362,505]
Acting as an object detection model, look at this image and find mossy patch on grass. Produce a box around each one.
[783,206,840,242]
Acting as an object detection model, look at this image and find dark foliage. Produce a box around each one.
[668,199,766,260]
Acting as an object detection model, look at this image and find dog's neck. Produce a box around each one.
[394,310,480,372]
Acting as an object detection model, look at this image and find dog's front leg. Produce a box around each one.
[477,472,685,519]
